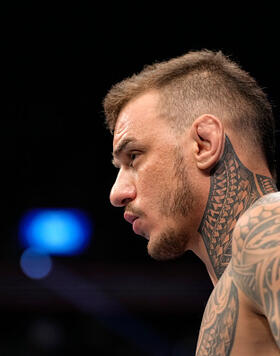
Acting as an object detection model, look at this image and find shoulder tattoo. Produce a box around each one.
[232,192,280,347]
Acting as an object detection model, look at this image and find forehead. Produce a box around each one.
[113,90,167,147]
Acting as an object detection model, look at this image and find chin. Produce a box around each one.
[147,231,187,261]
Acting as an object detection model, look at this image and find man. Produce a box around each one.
[103,50,280,355]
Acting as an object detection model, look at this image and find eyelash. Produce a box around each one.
[129,152,139,167]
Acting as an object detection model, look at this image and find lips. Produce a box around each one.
[124,211,148,238]
[124,212,138,225]
[124,212,142,235]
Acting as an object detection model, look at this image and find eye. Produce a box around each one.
[129,152,139,167]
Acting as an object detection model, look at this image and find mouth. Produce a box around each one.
[124,212,146,237]
[124,212,138,225]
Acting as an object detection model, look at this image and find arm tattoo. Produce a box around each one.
[196,263,239,356]
[232,193,280,347]
[199,136,276,279]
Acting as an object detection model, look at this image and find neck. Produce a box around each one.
[198,136,277,282]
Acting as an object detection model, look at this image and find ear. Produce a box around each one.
[190,115,225,171]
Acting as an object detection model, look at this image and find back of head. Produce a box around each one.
[103,50,276,180]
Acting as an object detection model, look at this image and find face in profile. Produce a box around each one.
[110,91,196,260]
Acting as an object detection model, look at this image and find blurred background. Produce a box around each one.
[1,4,280,356]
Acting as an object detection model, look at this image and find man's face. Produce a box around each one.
[110,91,196,260]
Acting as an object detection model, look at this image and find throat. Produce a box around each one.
[198,136,277,280]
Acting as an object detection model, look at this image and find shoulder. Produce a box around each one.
[232,192,280,251]
[246,191,280,210]
[231,192,280,308]
[239,191,280,218]
[231,192,280,346]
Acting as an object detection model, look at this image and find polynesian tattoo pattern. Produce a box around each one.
[199,136,277,279]
[196,262,239,356]
[256,174,278,195]
[232,193,280,348]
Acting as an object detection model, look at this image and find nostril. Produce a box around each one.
[110,190,136,208]
[109,189,130,207]
[121,197,133,206]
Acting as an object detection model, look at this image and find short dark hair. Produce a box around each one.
[103,50,276,180]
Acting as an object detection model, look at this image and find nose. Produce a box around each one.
[110,170,136,207]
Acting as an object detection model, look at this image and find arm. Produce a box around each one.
[195,263,239,356]
[232,192,280,347]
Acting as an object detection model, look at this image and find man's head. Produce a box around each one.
[103,50,276,260]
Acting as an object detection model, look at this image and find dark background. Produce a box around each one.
[1,5,280,356]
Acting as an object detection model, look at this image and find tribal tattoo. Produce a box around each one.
[196,262,239,356]
[199,136,277,279]
[232,192,280,348]
[256,174,278,195]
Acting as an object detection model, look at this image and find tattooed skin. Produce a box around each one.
[196,263,239,356]
[196,137,278,356]
[232,193,280,348]
[199,136,276,280]
[257,175,278,195]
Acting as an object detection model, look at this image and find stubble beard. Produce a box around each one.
[148,147,195,261]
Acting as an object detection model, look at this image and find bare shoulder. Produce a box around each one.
[239,191,280,216]
[246,191,280,209]
[232,191,280,347]
[232,192,280,260]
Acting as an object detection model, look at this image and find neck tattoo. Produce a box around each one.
[198,136,277,280]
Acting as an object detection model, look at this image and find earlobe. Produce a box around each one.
[191,115,225,172]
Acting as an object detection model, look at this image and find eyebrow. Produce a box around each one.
[112,137,137,167]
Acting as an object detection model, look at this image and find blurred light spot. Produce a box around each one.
[20,247,52,279]
[19,209,92,255]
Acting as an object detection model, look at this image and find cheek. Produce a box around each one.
[137,162,172,204]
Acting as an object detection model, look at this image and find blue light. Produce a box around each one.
[20,248,52,279]
[19,209,92,255]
